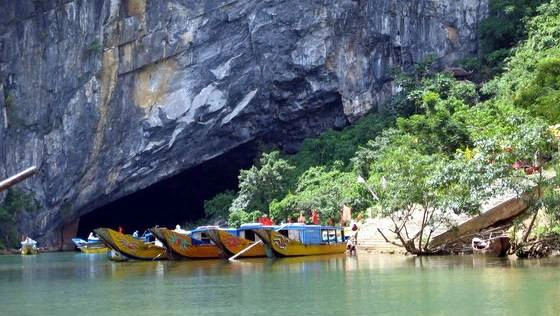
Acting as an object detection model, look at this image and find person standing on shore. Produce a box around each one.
[347,223,359,255]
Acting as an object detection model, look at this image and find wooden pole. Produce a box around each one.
[229,240,263,261]
[0,166,37,193]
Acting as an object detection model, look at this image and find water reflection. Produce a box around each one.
[0,253,558,316]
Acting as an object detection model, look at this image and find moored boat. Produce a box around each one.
[72,236,109,254]
[94,228,167,261]
[20,237,38,255]
[207,223,274,258]
[471,235,511,257]
[253,224,347,257]
[149,226,223,259]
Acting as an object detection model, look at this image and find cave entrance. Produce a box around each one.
[76,142,259,238]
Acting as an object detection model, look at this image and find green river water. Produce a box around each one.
[0,252,558,315]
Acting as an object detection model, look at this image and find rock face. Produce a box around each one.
[0,0,487,247]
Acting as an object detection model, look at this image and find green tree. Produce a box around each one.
[229,151,295,214]
[479,0,547,72]
[204,191,235,221]
[514,57,560,123]
[0,189,37,249]
[474,118,560,244]
[354,131,490,254]
[227,210,263,227]
[270,164,369,223]
[292,114,393,173]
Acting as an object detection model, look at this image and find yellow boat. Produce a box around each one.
[20,237,38,255]
[79,246,110,254]
[254,224,347,257]
[149,227,222,259]
[72,238,109,254]
[207,224,272,258]
[94,228,167,261]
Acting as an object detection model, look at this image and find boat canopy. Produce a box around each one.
[191,226,221,233]
[276,224,344,245]
[277,224,343,231]
[239,223,278,230]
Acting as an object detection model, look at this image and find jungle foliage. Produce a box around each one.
[0,189,37,249]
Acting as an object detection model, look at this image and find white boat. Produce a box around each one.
[20,237,38,255]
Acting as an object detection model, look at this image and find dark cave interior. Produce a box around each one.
[76,142,259,238]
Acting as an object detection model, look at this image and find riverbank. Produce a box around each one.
[0,248,19,255]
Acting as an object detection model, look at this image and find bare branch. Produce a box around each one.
[377,228,404,248]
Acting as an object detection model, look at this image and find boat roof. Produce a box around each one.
[239,223,278,229]
[191,226,235,233]
[276,224,343,230]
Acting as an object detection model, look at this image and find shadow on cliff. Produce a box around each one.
[76,142,259,237]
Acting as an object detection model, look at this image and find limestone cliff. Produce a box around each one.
[0,0,487,247]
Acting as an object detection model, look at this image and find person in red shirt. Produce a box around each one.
[311,209,319,225]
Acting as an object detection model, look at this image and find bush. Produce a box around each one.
[0,189,37,249]
[228,210,263,227]
[204,191,235,221]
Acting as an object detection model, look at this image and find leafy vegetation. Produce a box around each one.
[228,151,295,214]
[87,39,102,54]
[479,0,548,74]
[203,191,235,221]
[269,164,370,224]
[0,189,37,249]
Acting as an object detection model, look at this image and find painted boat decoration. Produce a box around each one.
[20,237,38,255]
[72,237,109,254]
[472,235,511,257]
[207,223,275,258]
[253,224,347,257]
[149,226,223,259]
[93,228,167,261]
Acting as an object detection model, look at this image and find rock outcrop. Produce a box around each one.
[0,0,488,247]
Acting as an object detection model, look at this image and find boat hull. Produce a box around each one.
[79,246,110,254]
[207,229,266,258]
[150,228,222,259]
[21,245,38,255]
[254,229,346,257]
[94,228,167,260]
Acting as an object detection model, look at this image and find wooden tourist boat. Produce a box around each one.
[93,228,167,261]
[207,223,274,258]
[149,226,223,259]
[253,224,347,257]
[472,235,511,257]
[72,237,109,254]
[20,237,38,255]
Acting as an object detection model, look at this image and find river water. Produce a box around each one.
[0,252,558,315]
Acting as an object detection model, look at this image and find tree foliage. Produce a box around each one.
[229,151,295,214]
[354,130,491,254]
[479,0,547,72]
[270,164,370,223]
[0,189,37,249]
[514,57,560,123]
[203,191,235,221]
[292,114,393,173]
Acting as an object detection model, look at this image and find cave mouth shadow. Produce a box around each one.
[76,142,259,238]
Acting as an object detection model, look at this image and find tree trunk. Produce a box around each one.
[418,206,428,251]
[521,209,539,243]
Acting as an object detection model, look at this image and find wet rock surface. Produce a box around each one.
[0,0,487,246]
